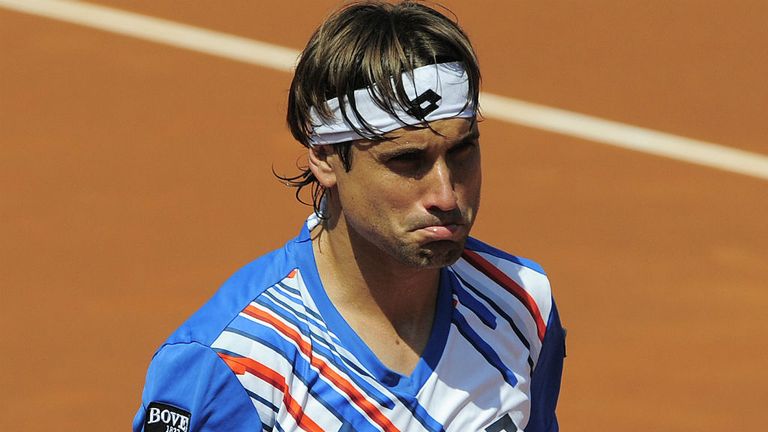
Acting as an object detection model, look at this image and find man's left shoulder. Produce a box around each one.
[464,237,547,277]
[451,236,555,340]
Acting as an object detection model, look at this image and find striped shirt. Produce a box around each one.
[133,218,565,432]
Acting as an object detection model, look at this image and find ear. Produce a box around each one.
[308,145,337,188]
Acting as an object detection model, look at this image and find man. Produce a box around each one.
[133,2,565,431]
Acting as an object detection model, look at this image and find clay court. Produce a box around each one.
[1,1,767,430]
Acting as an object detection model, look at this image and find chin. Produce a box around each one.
[398,240,466,269]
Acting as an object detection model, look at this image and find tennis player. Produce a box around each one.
[134,2,565,431]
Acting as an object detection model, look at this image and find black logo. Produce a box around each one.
[406,89,442,119]
[485,413,519,432]
[145,402,191,432]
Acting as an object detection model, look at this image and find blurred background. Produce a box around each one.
[1,1,767,430]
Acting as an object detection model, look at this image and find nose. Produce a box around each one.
[423,158,458,212]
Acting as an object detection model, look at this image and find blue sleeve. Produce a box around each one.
[526,301,565,432]
[132,342,263,432]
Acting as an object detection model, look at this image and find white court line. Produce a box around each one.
[0,0,299,71]
[3,0,768,182]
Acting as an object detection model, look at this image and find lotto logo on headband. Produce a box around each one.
[309,62,476,145]
[406,89,442,118]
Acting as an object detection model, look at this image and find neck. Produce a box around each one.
[312,212,440,331]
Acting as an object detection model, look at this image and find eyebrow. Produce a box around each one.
[452,127,480,145]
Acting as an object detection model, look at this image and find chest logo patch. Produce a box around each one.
[145,402,191,432]
[485,413,519,432]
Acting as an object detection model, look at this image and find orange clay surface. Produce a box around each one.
[1,1,767,430]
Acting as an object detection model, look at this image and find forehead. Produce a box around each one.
[357,118,478,152]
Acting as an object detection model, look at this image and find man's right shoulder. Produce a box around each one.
[161,239,302,351]
[134,239,307,432]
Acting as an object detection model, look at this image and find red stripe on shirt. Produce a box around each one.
[218,353,323,432]
[461,249,547,341]
[243,304,401,432]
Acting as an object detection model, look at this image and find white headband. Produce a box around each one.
[309,61,475,145]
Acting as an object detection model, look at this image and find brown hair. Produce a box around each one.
[279,0,481,216]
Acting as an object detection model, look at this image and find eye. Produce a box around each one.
[384,150,426,175]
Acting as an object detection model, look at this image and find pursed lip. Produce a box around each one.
[412,216,466,231]
[413,221,466,240]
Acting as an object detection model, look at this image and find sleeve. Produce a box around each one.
[526,300,566,432]
[132,342,263,432]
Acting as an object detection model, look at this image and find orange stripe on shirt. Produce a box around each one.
[218,352,323,432]
[243,305,401,432]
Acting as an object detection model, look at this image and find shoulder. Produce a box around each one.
[450,237,554,341]
[133,342,263,431]
[134,238,306,431]
[463,236,547,276]
[164,239,301,348]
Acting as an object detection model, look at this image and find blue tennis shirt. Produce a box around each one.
[134,217,565,432]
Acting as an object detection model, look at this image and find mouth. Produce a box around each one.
[414,222,466,241]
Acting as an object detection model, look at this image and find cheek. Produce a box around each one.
[472,167,483,200]
[337,175,401,218]
[456,162,482,204]
[349,180,421,233]
[366,184,417,222]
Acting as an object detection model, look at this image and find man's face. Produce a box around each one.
[327,117,481,269]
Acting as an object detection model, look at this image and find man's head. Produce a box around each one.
[284,0,482,268]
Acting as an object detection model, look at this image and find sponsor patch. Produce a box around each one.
[144,402,191,432]
[485,413,519,432]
